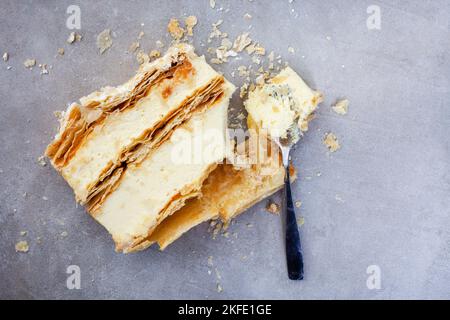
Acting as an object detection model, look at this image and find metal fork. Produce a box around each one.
[273,124,304,280]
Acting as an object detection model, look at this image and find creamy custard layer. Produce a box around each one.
[245,67,323,138]
[47,45,222,204]
[94,83,234,252]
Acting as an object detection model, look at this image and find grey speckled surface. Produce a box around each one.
[0,0,449,299]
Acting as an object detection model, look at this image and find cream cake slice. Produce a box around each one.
[46,46,321,254]
[46,44,226,205]
[92,83,234,252]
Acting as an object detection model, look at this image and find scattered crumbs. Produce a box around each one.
[211,221,223,239]
[135,50,149,64]
[15,240,29,253]
[67,32,82,44]
[167,18,185,40]
[297,216,305,226]
[60,231,68,238]
[288,46,295,54]
[39,63,49,75]
[53,110,64,120]
[223,231,230,238]
[237,65,249,77]
[149,49,161,59]
[239,83,248,98]
[326,35,332,41]
[20,231,27,236]
[24,58,36,68]
[295,201,302,208]
[210,0,216,9]
[332,99,349,115]
[323,132,341,152]
[37,155,47,166]
[207,269,212,275]
[57,48,65,56]
[137,31,145,40]
[210,58,222,65]
[22,192,27,198]
[233,32,252,52]
[96,29,113,54]
[185,15,198,36]
[128,41,140,53]
[36,237,42,244]
[207,255,214,267]
[156,40,164,48]
[215,268,222,280]
[3,52,8,62]
[266,201,280,214]
[335,194,345,203]
[244,13,252,19]
[316,172,322,177]
[42,196,48,201]
[255,73,265,85]
[246,223,253,228]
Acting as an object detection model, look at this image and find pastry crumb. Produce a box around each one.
[57,48,65,56]
[135,50,149,64]
[167,18,185,40]
[185,16,198,36]
[20,231,27,236]
[210,0,216,9]
[323,132,340,152]
[67,32,81,44]
[156,40,164,48]
[297,216,305,226]
[149,49,161,59]
[24,58,36,68]
[3,52,8,62]
[39,63,49,75]
[15,240,29,253]
[266,201,280,214]
[244,13,252,19]
[128,41,140,53]
[137,31,145,40]
[295,201,302,208]
[37,155,47,166]
[60,231,68,238]
[233,32,252,52]
[288,46,295,53]
[332,99,349,115]
[96,29,113,54]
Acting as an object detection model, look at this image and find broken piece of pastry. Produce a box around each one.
[46,44,321,253]
[244,67,323,137]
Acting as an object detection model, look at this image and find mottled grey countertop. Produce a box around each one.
[0,0,449,299]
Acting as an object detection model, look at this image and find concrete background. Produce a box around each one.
[0,0,449,299]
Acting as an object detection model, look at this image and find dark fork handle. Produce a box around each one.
[284,166,304,280]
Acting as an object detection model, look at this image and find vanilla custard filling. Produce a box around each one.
[61,55,219,202]
[94,91,231,250]
[245,67,322,138]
